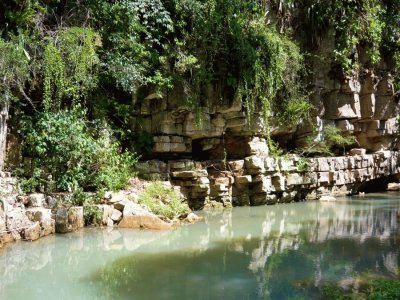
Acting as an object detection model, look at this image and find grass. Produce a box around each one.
[138,182,189,220]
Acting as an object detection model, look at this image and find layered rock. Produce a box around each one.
[136,150,400,209]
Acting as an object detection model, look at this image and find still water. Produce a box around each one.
[1,193,400,299]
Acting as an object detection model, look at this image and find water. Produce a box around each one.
[1,193,400,299]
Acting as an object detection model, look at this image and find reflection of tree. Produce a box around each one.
[241,200,400,299]
[1,198,400,299]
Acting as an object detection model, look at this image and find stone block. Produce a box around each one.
[251,176,272,194]
[119,215,172,230]
[317,172,332,186]
[245,156,265,175]
[323,92,360,119]
[360,94,375,119]
[6,207,32,232]
[111,209,123,222]
[28,193,45,207]
[235,175,252,184]
[287,173,303,186]
[279,158,296,172]
[23,222,40,241]
[341,78,361,94]
[271,175,286,192]
[377,78,394,96]
[349,148,367,156]
[68,207,84,231]
[26,207,52,223]
[226,118,246,128]
[265,157,278,172]
[317,158,330,172]
[250,194,277,206]
[248,137,268,156]
[55,207,84,234]
[374,96,396,120]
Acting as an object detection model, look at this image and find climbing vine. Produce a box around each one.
[43,27,100,111]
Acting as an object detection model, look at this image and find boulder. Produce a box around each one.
[40,218,55,236]
[186,212,201,224]
[6,207,32,232]
[119,202,172,230]
[110,209,123,222]
[26,207,55,237]
[55,208,69,233]
[55,207,84,233]
[97,205,114,225]
[320,195,337,202]
[46,196,58,209]
[28,193,46,207]
[235,175,252,184]
[387,182,400,191]
[106,217,114,227]
[119,215,172,230]
[68,207,84,231]
[26,207,52,223]
[349,148,367,156]
[23,222,41,241]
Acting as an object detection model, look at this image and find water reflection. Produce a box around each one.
[1,194,400,299]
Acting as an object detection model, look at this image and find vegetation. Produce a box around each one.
[323,278,400,300]
[138,182,189,219]
[18,109,137,193]
[0,0,399,192]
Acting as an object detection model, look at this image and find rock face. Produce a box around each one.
[132,61,399,160]
[136,150,400,208]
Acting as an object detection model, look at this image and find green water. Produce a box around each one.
[1,193,400,299]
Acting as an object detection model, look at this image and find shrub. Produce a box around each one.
[323,125,356,155]
[138,182,189,219]
[18,109,137,193]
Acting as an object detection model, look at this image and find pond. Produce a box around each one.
[1,193,400,299]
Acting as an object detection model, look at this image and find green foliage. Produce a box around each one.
[368,279,400,299]
[138,182,189,219]
[296,157,310,173]
[84,205,103,225]
[323,125,356,153]
[18,109,137,192]
[43,27,100,110]
[323,279,400,300]
[302,0,390,72]
[0,37,30,100]
[91,0,173,93]
[299,124,356,157]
